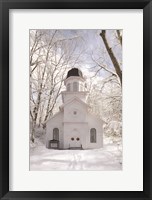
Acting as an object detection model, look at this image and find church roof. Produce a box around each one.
[66,68,83,79]
[45,110,63,123]
[60,96,88,109]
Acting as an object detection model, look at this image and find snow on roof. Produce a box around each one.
[45,110,63,123]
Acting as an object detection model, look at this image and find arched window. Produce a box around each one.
[90,128,96,143]
[67,83,71,91]
[73,82,79,92]
[53,128,59,140]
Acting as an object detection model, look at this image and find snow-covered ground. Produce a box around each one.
[30,140,122,171]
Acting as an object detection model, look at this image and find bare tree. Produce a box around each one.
[85,30,122,142]
[30,30,84,142]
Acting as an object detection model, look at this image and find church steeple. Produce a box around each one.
[61,68,88,103]
[65,68,86,92]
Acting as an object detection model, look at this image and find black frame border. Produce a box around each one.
[0,0,152,199]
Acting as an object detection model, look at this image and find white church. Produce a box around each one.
[46,68,103,149]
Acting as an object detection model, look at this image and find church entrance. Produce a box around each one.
[69,130,81,149]
[70,137,81,148]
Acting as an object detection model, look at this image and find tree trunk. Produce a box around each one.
[116,30,122,46]
[31,122,36,143]
[100,30,122,85]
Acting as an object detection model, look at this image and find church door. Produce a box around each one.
[69,130,81,148]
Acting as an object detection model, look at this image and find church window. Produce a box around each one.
[53,128,59,140]
[71,137,74,141]
[73,82,79,92]
[76,137,80,141]
[67,83,71,91]
[90,128,96,143]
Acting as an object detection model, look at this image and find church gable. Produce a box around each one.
[63,98,88,123]
[61,96,88,109]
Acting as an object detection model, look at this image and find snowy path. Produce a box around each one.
[30,143,122,171]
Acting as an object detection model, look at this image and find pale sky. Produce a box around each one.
[55,29,122,79]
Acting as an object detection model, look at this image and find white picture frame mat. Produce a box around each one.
[9,9,143,191]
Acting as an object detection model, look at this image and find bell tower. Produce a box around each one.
[61,68,88,104]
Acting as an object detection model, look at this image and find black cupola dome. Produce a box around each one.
[66,68,83,79]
